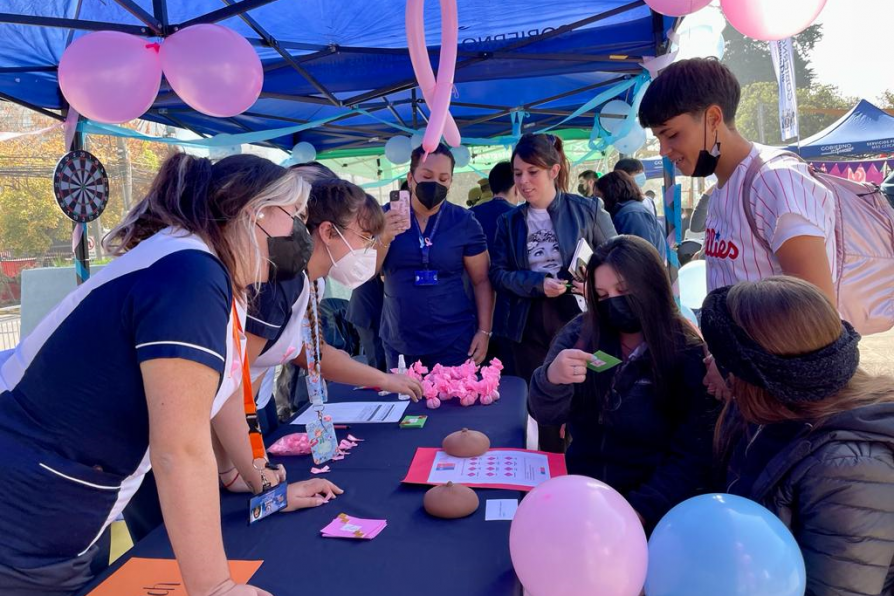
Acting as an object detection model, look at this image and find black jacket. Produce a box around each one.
[726,403,894,596]
[489,193,616,342]
[529,316,718,529]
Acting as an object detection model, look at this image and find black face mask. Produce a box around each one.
[414,181,449,210]
[597,295,642,334]
[692,114,721,178]
[260,217,314,282]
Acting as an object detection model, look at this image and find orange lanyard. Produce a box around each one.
[231,301,266,463]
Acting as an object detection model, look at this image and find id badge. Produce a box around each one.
[414,269,439,286]
[306,415,338,464]
[248,482,287,524]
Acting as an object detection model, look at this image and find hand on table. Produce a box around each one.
[468,332,490,365]
[380,373,423,401]
[204,580,273,596]
[543,278,568,298]
[546,349,596,385]
[283,478,344,512]
[703,354,732,401]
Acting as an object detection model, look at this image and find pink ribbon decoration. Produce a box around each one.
[267,433,311,456]
[311,465,331,474]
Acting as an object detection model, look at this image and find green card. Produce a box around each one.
[400,415,428,429]
[586,350,622,373]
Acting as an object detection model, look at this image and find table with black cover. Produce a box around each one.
[80,377,528,596]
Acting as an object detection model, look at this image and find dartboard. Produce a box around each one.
[53,150,110,223]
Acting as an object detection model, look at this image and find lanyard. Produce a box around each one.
[411,209,443,269]
[301,281,328,409]
[231,301,267,464]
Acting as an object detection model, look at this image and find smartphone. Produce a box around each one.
[389,190,411,228]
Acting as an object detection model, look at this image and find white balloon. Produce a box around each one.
[291,141,316,164]
[384,135,413,164]
[451,145,471,168]
[679,260,708,311]
[410,131,425,149]
[614,125,646,154]
[678,4,726,35]
[599,100,633,135]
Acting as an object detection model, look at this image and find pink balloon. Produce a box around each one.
[721,0,827,41]
[645,0,712,17]
[509,475,648,596]
[406,0,460,154]
[160,24,262,118]
[59,32,162,124]
[406,0,461,147]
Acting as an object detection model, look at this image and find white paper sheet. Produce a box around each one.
[291,401,409,425]
[485,499,519,521]
[426,450,552,488]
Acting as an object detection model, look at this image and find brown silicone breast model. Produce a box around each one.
[423,482,480,519]
[442,428,490,457]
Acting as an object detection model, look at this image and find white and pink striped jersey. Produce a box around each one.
[704,144,837,291]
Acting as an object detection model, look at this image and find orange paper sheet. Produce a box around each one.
[86,557,263,596]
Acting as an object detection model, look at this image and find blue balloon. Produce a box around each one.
[647,494,806,596]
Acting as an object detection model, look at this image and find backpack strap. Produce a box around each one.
[740,148,807,254]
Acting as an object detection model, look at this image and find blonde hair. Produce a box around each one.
[715,276,894,451]
[105,153,309,298]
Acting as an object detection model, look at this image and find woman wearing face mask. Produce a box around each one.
[0,153,308,596]
[703,277,894,596]
[213,180,425,501]
[375,143,494,369]
[594,171,666,260]
[528,236,718,529]
[490,133,616,452]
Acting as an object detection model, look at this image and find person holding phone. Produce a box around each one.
[375,143,494,369]
[529,236,718,529]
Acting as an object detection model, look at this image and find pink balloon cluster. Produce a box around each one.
[406,0,461,156]
[59,25,263,124]
[394,358,503,409]
[645,0,827,41]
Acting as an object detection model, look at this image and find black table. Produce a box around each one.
[82,377,528,596]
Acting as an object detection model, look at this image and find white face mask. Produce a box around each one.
[634,172,647,187]
[325,227,377,290]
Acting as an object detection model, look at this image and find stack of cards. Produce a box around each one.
[321,513,387,540]
[400,415,427,429]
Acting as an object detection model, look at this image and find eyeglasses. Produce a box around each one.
[277,206,305,222]
[341,226,378,254]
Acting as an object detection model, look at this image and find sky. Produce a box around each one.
[810,0,890,101]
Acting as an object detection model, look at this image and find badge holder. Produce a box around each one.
[412,212,441,287]
[414,269,439,286]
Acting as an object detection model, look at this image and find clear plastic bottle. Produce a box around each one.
[397,354,411,400]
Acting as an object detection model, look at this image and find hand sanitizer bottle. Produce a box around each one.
[397,354,411,400]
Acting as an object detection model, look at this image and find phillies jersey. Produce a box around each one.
[704,144,837,291]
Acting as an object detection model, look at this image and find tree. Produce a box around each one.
[0,178,68,256]
[722,24,823,87]
[878,90,894,109]
[737,81,854,144]
[0,103,174,257]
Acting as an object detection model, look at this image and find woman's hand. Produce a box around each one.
[703,354,732,401]
[380,373,424,401]
[571,280,585,296]
[283,479,345,511]
[546,349,595,385]
[379,209,410,247]
[468,331,490,365]
[205,582,273,596]
[543,278,568,298]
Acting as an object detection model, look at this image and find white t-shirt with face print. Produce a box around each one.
[526,207,562,276]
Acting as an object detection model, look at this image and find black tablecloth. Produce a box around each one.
[81,376,528,596]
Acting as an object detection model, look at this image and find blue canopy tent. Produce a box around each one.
[788,99,894,158]
[0,0,674,156]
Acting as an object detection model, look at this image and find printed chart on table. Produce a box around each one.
[426,450,551,488]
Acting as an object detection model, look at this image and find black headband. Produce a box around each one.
[701,286,861,404]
